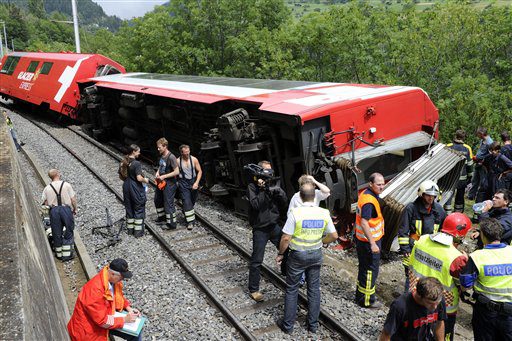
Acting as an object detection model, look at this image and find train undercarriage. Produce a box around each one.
[77,84,465,252]
[79,85,332,216]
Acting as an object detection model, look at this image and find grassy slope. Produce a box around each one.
[286,0,512,18]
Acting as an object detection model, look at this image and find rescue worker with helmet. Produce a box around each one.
[460,218,512,341]
[153,138,180,230]
[275,182,338,334]
[445,129,474,214]
[408,212,472,341]
[355,173,385,308]
[3,110,22,151]
[398,180,447,291]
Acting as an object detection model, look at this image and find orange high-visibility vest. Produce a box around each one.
[355,192,384,242]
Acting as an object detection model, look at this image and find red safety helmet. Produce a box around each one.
[441,213,471,238]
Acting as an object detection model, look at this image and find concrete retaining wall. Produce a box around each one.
[0,120,69,340]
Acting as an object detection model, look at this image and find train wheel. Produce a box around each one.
[118,107,135,120]
[81,124,94,137]
[122,126,139,140]
[146,105,162,120]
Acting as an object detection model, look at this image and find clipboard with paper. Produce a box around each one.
[113,311,146,336]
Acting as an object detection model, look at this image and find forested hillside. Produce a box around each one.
[100,0,511,145]
[1,0,511,146]
[0,0,121,31]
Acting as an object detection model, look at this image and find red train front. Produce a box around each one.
[0,52,124,119]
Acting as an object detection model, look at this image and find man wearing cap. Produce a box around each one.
[247,160,288,302]
[68,259,142,341]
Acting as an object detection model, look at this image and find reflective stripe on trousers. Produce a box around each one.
[126,218,135,231]
[134,218,143,231]
[184,209,195,223]
[166,212,177,224]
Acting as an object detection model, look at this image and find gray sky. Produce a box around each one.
[91,0,167,20]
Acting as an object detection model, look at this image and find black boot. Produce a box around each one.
[162,223,177,230]
[154,216,166,224]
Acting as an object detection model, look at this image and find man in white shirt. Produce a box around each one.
[42,169,77,261]
[287,175,330,285]
[287,175,330,216]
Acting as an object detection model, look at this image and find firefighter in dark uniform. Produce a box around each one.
[41,169,77,261]
[468,127,493,202]
[460,218,512,341]
[501,131,512,161]
[154,138,180,230]
[177,144,202,230]
[398,180,447,291]
[445,129,474,214]
[355,173,385,309]
[380,277,447,341]
[121,144,149,237]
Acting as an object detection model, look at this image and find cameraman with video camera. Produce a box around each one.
[247,160,288,302]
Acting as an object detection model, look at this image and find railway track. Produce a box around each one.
[16,112,361,340]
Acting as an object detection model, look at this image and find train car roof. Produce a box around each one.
[6,51,106,62]
[87,72,431,117]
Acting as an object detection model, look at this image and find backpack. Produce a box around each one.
[118,157,131,181]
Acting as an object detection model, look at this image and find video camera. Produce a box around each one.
[244,163,281,190]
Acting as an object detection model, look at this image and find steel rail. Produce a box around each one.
[66,126,361,340]
[25,118,257,341]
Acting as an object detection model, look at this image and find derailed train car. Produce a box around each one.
[77,73,465,241]
[0,52,125,119]
[0,52,465,250]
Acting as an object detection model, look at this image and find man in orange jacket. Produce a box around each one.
[355,173,386,309]
[68,259,142,341]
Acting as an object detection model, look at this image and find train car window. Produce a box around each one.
[27,61,39,72]
[0,56,20,75]
[95,65,122,77]
[357,149,412,187]
[40,62,53,75]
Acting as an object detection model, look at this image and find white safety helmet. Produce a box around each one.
[418,180,439,197]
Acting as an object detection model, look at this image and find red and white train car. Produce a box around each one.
[0,52,124,119]
[78,73,460,204]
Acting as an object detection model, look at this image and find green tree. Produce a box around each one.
[28,0,45,18]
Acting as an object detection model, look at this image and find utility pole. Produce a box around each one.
[71,0,81,53]
[0,33,3,58]
[0,21,7,53]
